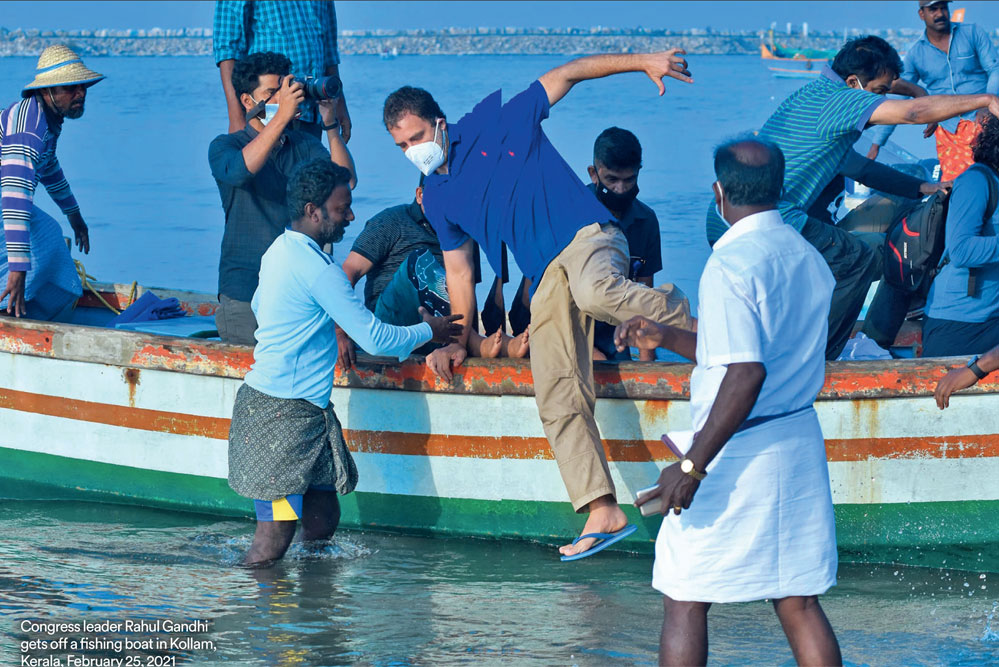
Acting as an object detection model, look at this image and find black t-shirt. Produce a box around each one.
[350,201,446,310]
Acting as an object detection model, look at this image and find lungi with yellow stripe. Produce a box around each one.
[228,383,358,513]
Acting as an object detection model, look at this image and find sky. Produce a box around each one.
[1,1,998,34]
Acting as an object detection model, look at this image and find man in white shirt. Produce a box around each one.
[227,158,462,567]
[615,139,841,665]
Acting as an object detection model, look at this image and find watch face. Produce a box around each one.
[681,459,693,473]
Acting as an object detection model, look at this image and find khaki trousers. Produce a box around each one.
[529,223,693,511]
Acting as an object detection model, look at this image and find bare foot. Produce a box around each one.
[558,496,629,558]
[504,328,530,358]
[477,329,503,358]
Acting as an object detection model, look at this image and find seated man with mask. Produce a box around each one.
[483,127,667,361]
[208,51,355,346]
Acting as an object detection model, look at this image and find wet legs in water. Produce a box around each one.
[660,595,840,666]
[243,489,341,567]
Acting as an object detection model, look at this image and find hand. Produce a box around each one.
[866,144,881,160]
[614,315,666,352]
[0,270,27,317]
[276,75,305,125]
[633,460,700,516]
[425,341,467,382]
[987,96,999,122]
[643,49,693,96]
[335,326,356,373]
[67,211,89,253]
[336,94,351,143]
[920,180,952,196]
[935,365,980,409]
[923,121,938,139]
[420,306,464,344]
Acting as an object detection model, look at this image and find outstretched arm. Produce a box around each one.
[538,50,693,108]
[870,93,999,127]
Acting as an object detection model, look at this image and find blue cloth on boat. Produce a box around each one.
[421,80,614,294]
[0,205,81,320]
[108,291,186,327]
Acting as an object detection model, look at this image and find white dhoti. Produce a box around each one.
[652,409,837,603]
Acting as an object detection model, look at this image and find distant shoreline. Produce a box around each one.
[3,26,995,57]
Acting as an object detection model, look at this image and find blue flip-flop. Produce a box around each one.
[559,524,638,562]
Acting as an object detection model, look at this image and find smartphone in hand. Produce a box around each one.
[636,484,665,517]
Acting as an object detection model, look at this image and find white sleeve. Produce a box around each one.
[310,262,432,360]
[696,261,764,367]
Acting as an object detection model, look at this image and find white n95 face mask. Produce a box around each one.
[405,120,445,176]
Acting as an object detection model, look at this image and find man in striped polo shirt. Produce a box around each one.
[1,45,103,320]
[706,36,999,360]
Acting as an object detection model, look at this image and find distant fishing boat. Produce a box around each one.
[2,281,997,569]
[760,29,835,79]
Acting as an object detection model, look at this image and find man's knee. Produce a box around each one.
[663,595,711,619]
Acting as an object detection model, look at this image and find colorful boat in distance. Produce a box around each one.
[2,282,999,572]
[761,30,835,79]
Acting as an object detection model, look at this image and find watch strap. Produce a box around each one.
[968,356,988,381]
[681,458,707,481]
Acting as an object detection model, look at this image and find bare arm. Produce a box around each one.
[240,77,304,174]
[442,239,477,349]
[889,78,927,98]
[870,93,999,127]
[320,101,357,189]
[219,59,245,134]
[636,362,766,515]
[538,50,693,108]
[341,251,372,287]
[935,344,999,409]
[325,63,351,144]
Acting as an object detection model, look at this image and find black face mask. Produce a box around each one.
[596,178,639,212]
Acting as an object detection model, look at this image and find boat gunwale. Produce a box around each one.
[1,309,994,402]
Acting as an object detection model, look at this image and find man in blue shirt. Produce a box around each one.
[868,1,999,181]
[923,115,999,357]
[382,51,696,560]
[228,158,461,566]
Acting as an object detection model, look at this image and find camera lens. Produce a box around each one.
[300,75,342,101]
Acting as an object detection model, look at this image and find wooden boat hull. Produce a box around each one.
[2,285,998,569]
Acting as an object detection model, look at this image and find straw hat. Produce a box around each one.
[22,44,105,96]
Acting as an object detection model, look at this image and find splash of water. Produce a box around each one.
[983,600,999,643]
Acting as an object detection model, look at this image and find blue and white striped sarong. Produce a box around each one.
[0,206,82,320]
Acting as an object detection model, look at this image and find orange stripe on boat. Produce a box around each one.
[3,387,999,463]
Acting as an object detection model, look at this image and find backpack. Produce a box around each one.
[883,163,999,294]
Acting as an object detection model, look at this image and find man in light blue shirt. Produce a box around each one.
[227,158,462,566]
[869,1,999,180]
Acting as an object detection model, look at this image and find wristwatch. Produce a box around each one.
[967,355,989,381]
[680,458,707,481]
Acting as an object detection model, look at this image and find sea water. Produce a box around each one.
[2,54,995,665]
[1,501,998,665]
[0,54,934,308]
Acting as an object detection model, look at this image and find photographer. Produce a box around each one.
[208,51,355,346]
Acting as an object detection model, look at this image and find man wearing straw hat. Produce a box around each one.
[0,44,103,319]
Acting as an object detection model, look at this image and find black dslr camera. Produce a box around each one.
[295,75,342,101]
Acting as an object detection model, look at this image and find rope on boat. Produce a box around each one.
[73,257,137,315]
